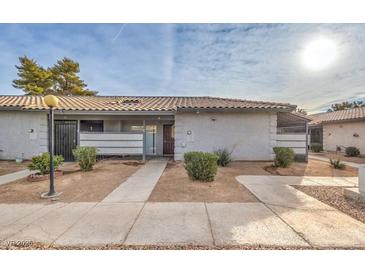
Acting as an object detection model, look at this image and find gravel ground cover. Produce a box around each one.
[293,185,365,223]
[1,242,364,250]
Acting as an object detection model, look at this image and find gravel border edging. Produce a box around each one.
[1,242,365,250]
[293,185,365,224]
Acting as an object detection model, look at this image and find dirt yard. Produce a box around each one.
[294,185,365,224]
[148,161,264,202]
[0,160,30,176]
[265,159,357,177]
[0,159,142,203]
[311,152,365,164]
[149,159,358,203]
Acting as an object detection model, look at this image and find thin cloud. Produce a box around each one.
[1,24,365,112]
[111,24,126,42]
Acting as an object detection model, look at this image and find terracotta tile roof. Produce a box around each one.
[309,106,365,125]
[0,95,295,112]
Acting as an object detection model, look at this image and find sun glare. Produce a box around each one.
[301,36,338,71]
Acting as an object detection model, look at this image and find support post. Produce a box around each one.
[42,106,57,198]
[41,95,60,199]
[142,120,146,162]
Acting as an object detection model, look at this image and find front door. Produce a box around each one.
[54,120,78,161]
[163,124,174,155]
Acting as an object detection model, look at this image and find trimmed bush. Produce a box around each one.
[184,151,219,182]
[273,147,295,168]
[310,143,323,153]
[28,152,64,175]
[345,146,360,157]
[73,146,97,171]
[214,148,232,167]
[330,158,345,169]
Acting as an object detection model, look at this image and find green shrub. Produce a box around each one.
[28,152,64,175]
[345,146,360,157]
[273,147,295,168]
[330,158,345,169]
[73,146,97,171]
[310,143,323,153]
[184,151,219,182]
[214,148,232,167]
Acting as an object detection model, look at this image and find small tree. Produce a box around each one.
[13,56,97,96]
[296,108,307,115]
[328,101,365,112]
[51,58,97,96]
[12,56,53,95]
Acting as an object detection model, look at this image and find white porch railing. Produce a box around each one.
[276,134,307,154]
[79,132,144,155]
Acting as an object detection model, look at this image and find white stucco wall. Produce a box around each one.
[174,112,277,161]
[323,121,365,154]
[0,111,48,160]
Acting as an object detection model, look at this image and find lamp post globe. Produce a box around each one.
[41,95,60,199]
[44,94,59,107]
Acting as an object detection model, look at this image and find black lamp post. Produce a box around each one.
[41,95,60,199]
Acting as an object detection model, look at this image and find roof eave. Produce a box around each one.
[52,109,176,116]
[176,107,295,113]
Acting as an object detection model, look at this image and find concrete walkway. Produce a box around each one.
[0,201,309,247]
[236,175,365,248]
[0,169,35,186]
[309,154,360,168]
[1,173,365,248]
[102,159,167,203]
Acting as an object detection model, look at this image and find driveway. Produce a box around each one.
[1,165,365,248]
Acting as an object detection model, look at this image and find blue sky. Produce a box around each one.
[0,23,364,112]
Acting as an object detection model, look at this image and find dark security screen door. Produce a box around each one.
[54,120,78,161]
[163,125,174,155]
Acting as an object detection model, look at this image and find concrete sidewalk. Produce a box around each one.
[102,159,167,203]
[0,201,309,247]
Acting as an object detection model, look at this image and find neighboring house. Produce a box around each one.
[0,95,309,161]
[308,106,365,154]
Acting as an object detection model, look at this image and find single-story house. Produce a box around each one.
[309,106,365,154]
[0,95,309,161]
